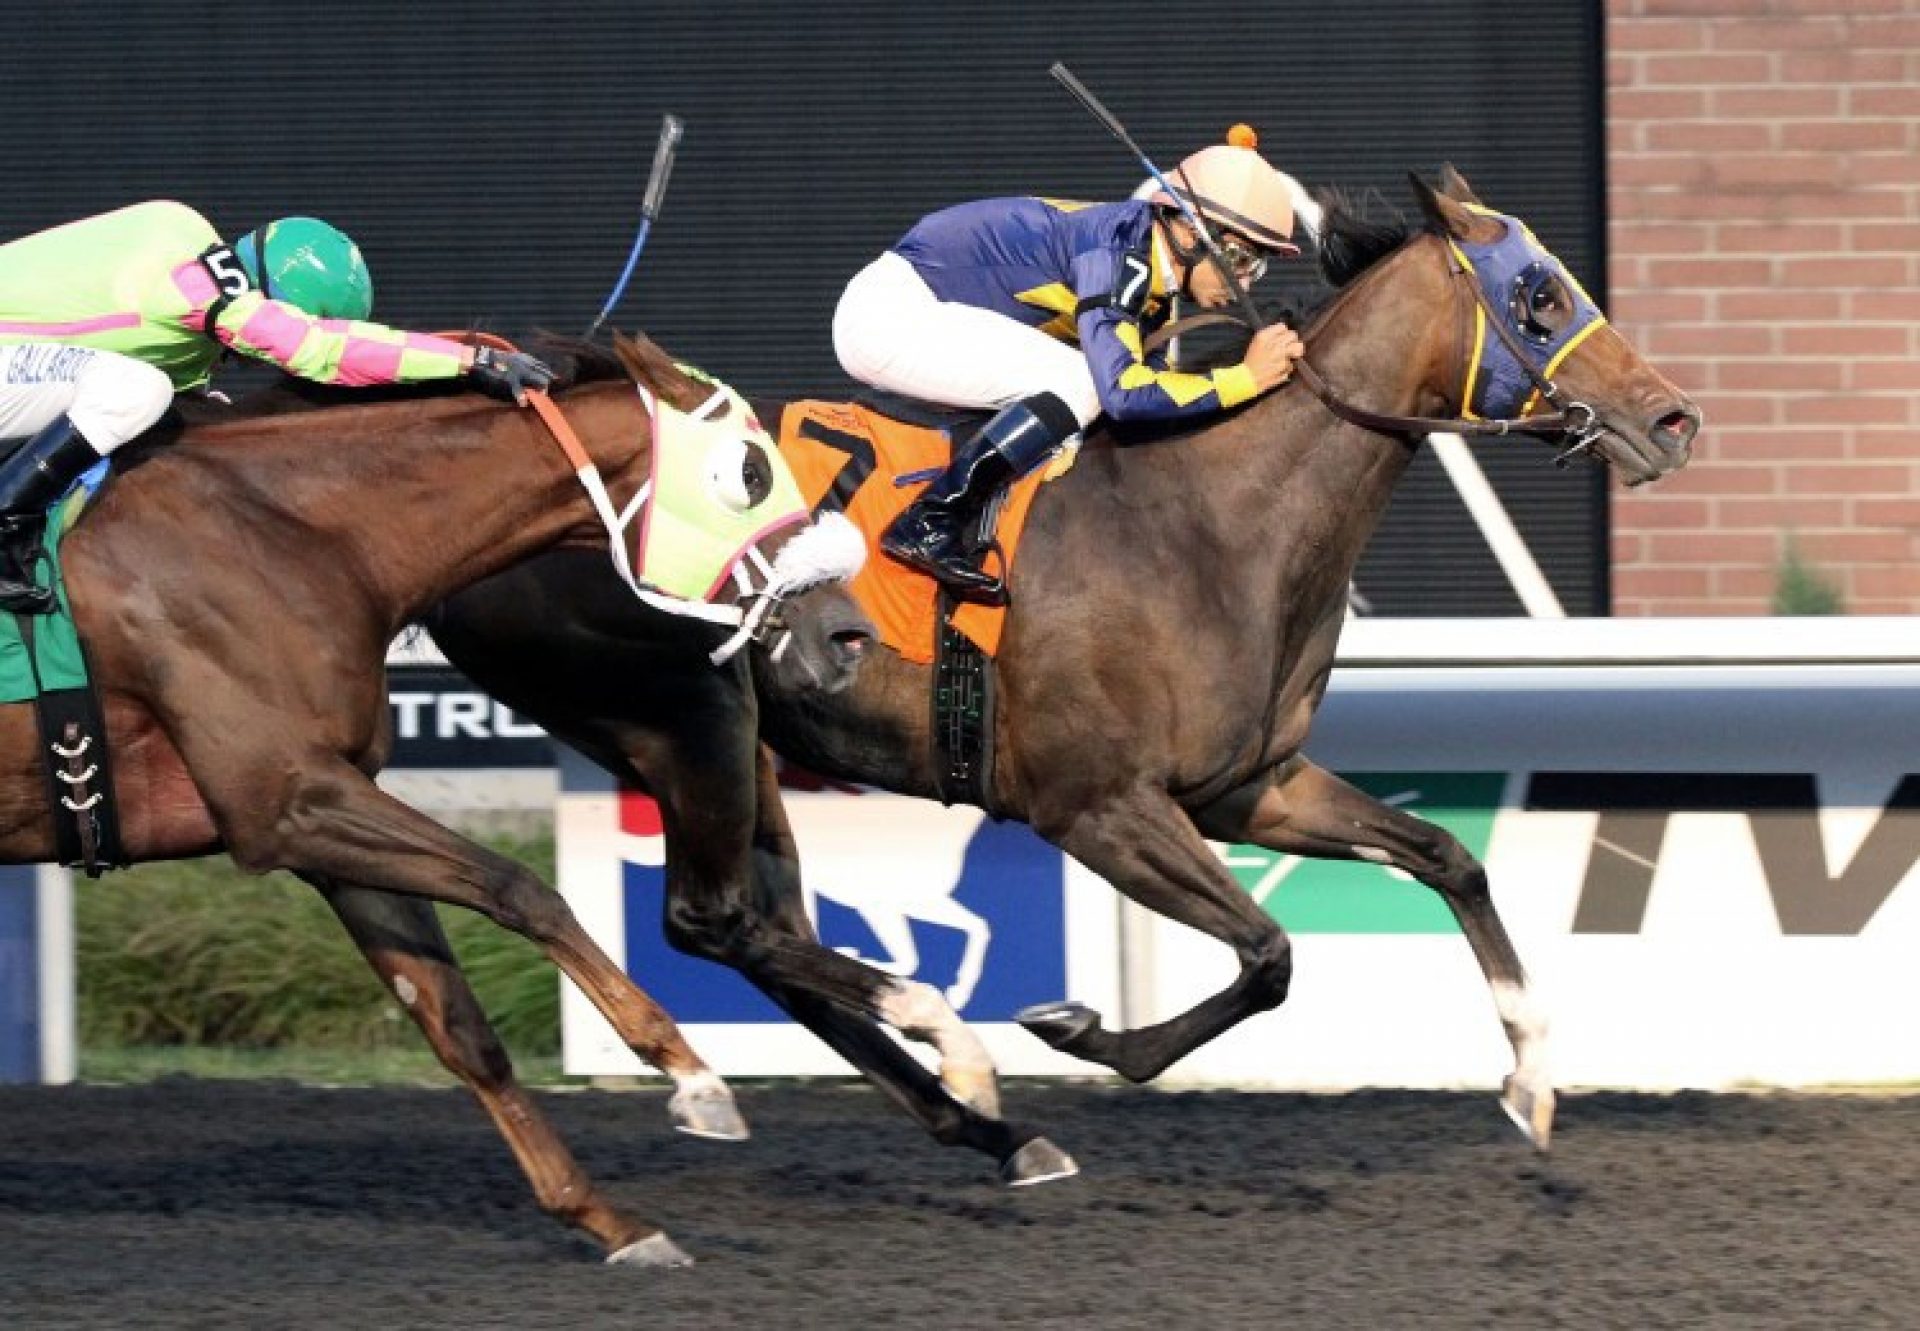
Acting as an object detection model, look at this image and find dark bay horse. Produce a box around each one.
[5,339,869,1266]
[432,171,1701,1181]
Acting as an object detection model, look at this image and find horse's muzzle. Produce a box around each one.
[1650,402,1701,466]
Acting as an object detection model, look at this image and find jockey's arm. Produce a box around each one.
[204,291,472,387]
[1070,250,1258,423]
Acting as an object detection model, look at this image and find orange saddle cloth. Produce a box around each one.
[778,400,1060,664]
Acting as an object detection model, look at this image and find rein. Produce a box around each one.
[1142,242,1603,460]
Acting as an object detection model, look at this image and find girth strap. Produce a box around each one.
[930,593,996,811]
[14,610,125,876]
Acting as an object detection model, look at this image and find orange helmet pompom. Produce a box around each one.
[1226,123,1259,150]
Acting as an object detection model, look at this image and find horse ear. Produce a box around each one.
[611,330,710,409]
[1437,163,1483,205]
[610,331,665,386]
[1410,171,1458,233]
[1408,170,1498,242]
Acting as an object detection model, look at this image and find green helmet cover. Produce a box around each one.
[235,216,374,320]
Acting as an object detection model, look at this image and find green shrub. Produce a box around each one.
[77,829,560,1057]
[1772,536,1845,615]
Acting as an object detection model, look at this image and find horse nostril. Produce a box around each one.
[831,628,872,660]
[1654,406,1699,453]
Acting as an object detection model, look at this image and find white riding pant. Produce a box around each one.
[832,252,1102,428]
[0,343,174,454]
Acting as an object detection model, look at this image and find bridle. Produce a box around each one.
[1145,226,1611,466]
[524,383,857,667]
[436,328,857,666]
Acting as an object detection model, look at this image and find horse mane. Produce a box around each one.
[1309,185,1412,291]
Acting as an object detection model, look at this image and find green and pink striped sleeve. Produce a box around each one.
[201,287,470,386]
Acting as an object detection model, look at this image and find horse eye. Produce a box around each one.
[740,443,775,507]
[706,440,754,512]
[1510,266,1566,344]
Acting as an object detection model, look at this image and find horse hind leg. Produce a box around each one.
[1197,758,1554,1150]
[1019,786,1296,1084]
[313,880,691,1266]
[214,752,745,1143]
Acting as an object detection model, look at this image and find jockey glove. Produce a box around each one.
[469,347,557,405]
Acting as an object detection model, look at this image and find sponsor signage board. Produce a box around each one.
[0,866,71,1085]
[555,643,1920,1090]
[384,666,551,769]
[1152,663,1920,1089]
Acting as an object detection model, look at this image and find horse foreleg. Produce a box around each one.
[1195,756,1554,1149]
[312,880,689,1265]
[652,756,1074,1184]
[1018,785,1294,1083]
[718,874,1071,1180]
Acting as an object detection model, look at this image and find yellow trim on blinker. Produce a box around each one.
[1520,313,1609,416]
[1447,238,1490,421]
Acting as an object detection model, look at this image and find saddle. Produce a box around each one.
[851,389,991,437]
[776,395,1073,665]
[778,392,1080,810]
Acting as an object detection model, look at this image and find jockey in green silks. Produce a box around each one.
[0,201,556,612]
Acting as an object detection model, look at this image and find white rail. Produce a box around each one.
[1335,616,1920,667]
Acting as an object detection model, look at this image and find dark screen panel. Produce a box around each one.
[6,0,1604,613]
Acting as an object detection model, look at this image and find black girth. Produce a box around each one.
[13,610,126,876]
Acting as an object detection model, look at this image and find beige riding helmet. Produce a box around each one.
[1153,125,1302,256]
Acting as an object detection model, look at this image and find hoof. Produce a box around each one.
[1001,1136,1079,1188]
[1015,1000,1101,1052]
[1502,1071,1556,1153]
[670,1081,751,1142]
[941,1062,1003,1119]
[607,1232,695,1269]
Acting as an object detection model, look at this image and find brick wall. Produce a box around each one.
[1606,0,1920,614]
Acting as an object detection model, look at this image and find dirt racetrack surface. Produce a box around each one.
[1,1080,1915,1329]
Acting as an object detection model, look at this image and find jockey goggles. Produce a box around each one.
[1216,233,1272,284]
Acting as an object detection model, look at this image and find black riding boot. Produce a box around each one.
[880,392,1080,605]
[0,416,104,614]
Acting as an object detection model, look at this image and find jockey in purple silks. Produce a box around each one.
[833,127,1312,604]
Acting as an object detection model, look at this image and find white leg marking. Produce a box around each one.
[392,975,419,1008]
[1492,979,1556,1150]
[666,1068,749,1140]
[879,979,1001,1117]
[671,1068,730,1100]
[1491,978,1549,1060]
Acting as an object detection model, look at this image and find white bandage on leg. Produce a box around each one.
[832,252,1102,427]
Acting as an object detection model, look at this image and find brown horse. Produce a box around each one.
[4,340,870,1266]
[431,170,1700,1183]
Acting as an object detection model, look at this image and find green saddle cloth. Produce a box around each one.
[0,493,90,703]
